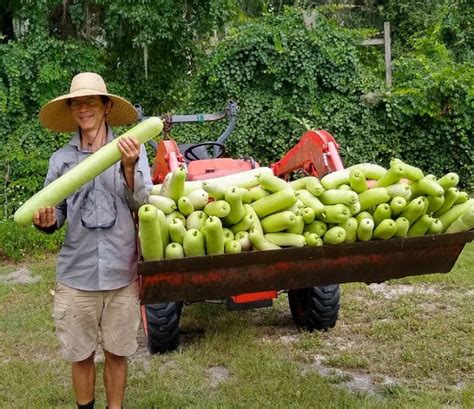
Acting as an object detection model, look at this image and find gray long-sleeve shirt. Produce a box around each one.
[43,127,153,291]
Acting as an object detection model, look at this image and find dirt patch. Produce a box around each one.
[0,268,40,285]
[205,365,230,388]
[368,283,438,300]
[302,355,399,395]
[261,330,300,345]
[279,334,300,345]
[328,336,357,351]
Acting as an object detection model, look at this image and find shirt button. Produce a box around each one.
[97,206,101,209]
[98,222,102,226]
[99,258,102,262]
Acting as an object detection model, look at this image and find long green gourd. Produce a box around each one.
[264,233,306,247]
[373,203,392,226]
[155,208,169,249]
[349,168,368,193]
[177,197,194,216]
[186,189,209,210]
[223,186,245,225]
[305,233,323,247]
[305,177,325,196]
[138,205,163,261]
[445,206,474,233]
[249,227,281,251]
[340,217,358,243]
[302,207,315,224]
[230,214,254,234]
[186,210,208,230]
[286,214,304,235]
[168,167,186,202]
[303,220,327,237]
[407,215,433,237]
[205,216,225,255]
[222,228,234,245]
[168,217,186,244]
[357,218,374,241]
[14,117,163,226]
[165,243,185,260]
[182,229,206,257]
[394,217,410,237]
[373,219,397,240]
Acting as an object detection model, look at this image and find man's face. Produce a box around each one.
[70,96,109,132]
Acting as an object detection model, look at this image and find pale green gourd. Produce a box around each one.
[14,117,163,226]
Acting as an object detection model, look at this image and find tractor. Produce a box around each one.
[136,102,474,354]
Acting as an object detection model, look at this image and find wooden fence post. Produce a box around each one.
[384,22,392,87]
[361,21,392,87]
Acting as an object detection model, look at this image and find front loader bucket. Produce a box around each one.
[138,231,474,304]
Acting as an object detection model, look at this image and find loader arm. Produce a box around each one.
[271,130,345,178]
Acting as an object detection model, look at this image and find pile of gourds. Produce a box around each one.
[138,159,474,261]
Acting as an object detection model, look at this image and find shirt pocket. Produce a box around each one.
[80,187,117,229]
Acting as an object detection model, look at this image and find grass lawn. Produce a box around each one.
[0,243,473,408]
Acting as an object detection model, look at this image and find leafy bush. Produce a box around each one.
[384,38,473,188]
[0,219,64,261]
[0,0,239,219]
[171,9,383,161]
[0,31,106,219]
[169,9,473,187]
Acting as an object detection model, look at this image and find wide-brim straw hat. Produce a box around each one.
[39,72,138,132]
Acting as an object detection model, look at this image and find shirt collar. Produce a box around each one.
[69,125,114,150]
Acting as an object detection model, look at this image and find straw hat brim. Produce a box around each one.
[39,88,138,132]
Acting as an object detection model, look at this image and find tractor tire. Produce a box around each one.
[143,302,182,354]
[288,285,340,331]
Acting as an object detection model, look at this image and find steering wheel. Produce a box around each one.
[183,142,226,161]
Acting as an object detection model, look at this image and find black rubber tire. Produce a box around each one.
[143,302,182,354]
[288,285,340,331]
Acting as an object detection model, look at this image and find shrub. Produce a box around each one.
[0,219,64,261]
[167,9,473,188]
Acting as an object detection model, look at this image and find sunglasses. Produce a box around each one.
[69,98,102,110]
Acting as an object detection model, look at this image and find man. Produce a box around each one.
[34,72,152,409]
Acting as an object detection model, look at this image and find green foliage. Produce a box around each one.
[385,37,473,186]
[0,32,106,218]
[171,9,384,163]
[0,0,240,219]
[0,219,64,261]
[87,0,238,111]
[170,8,472,188]
[437,0,474,62]
[378,0,473,63]
[0,1,472,224]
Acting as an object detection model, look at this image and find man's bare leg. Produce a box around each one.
[72,352,96,405]
[104,350,127,409]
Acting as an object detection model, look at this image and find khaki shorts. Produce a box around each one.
[53,281,140,362]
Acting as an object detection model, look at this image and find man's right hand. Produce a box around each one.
[33,207,57,228]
